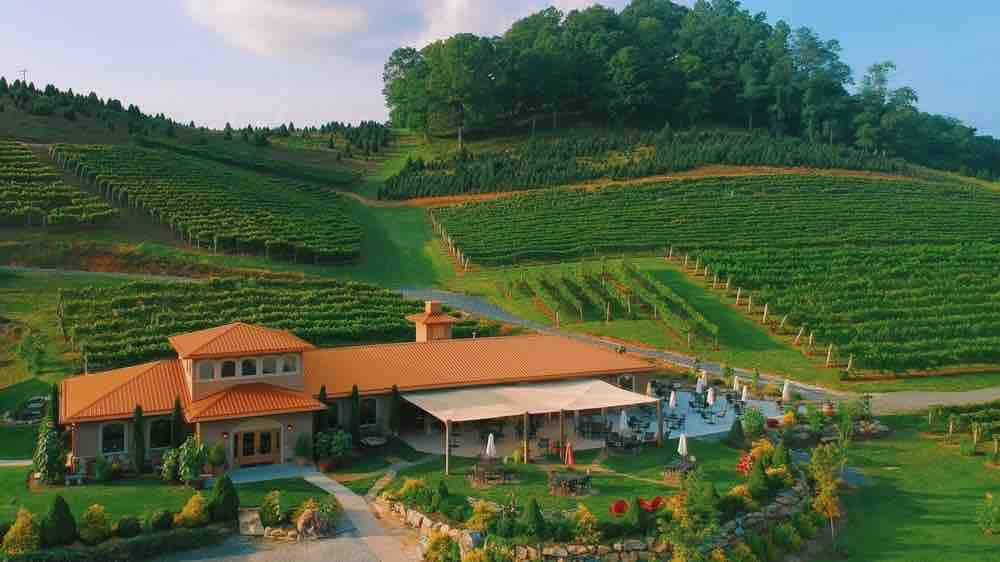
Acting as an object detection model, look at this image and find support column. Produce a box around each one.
[444,419,451,476]
[559,410,566,462]
[523,412,529,464]
[656,400,663,447]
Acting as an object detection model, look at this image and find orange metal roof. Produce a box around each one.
[61,359,190,424]
[186,383,324,422]
[303,334,654,398]
[168,322,315,359]
[406,312,459,325]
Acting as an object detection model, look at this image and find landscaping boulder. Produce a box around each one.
[238,508,264,536]
[296,508,333,540]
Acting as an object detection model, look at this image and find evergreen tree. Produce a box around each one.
[41,495,76,547]
[209,475,240,522]
[131,405,146,474]
[518,497,547,539]
[171,396,185,448]
[747,457,769,500]
[33,420,65,484]
[48,383,59,426]
[315,385,329,433]
[350,385,361,445]
[726,417,746,449]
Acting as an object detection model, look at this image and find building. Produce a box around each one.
[60,301,659,470]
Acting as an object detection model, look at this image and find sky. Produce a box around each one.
[0,1,996,136]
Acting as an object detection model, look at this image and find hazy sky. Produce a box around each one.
[1,1,996,135]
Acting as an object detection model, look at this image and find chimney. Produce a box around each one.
[407,300,457,343]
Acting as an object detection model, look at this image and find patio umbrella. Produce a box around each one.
[695,378,704,394]
[677,433,689,457]
[707,387,716,406]
[741,385,750,402]
[781,380,792,402]
[646,381,655,397]
[564,441,575,466]
[733,376,741,391]
[485,433,497,459]
[668,390,678,409]
[618,409,630,435]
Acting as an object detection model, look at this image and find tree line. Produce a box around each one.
[382,0,1000,180]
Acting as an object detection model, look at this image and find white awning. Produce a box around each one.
[403,378,658,423]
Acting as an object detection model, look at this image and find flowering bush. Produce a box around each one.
[736,453,754,477]
[609,499,629,516]
[728,484,753,501]
[766,466,794,489]
[750,439,774,464]
[638,496,664,512]
[782,409,797,426]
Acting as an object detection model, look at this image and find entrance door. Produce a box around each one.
[233,430,281,467]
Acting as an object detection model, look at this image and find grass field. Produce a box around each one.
[0,471,327,523]
[816,414,1000,562]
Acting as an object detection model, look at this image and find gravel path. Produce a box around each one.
[157,532,381,562]
[870,386,1000,414]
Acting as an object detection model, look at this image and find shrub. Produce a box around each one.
[622,496,650,535]
[745,531,775,562]
[782,408,797,426]
[207,441,227,469]
[979,492,1000,535]
[294,433,313,460]
[747,459,769,500]
[314,430,352,460]
[517,498,547,539]
[397,478,433,511]
[726,417,746,448]
[429,480,450,513]
[176,437,207,484]
[465,501,498,532]
[448,503,471,523]
[573,504,601,545]
[144,509,174,533]
[718,493,753,520]
[742,408,766,438]
[959,438,977,457]
[729,541,761,562]
[33,421,65,485]
[113,515,142,538]
[174,493,210,529]
[3,508,41,555]
[749,439,775,467]
[771,521,803,552]
[806,404,825,435]
[793,511,818,539]
[78,504,111,546]
[770,442,791,468]
[209,475,240,523]
[160,448,179,482]
[259,490,285,528]
[425,530,461,562]
[93,456,113,483]
[41,495,76,547]
[317,495,343,523]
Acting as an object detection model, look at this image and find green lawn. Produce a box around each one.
[0,425,38,460]
[0,470,327,523]
[339,472,385,496]
[816,415,1000,562]
[386,437,743,523]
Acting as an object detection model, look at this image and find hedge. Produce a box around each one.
[2,526,230,562]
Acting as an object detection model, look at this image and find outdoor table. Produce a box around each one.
[360,436,388,449]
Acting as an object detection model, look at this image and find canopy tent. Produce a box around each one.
[403,378,659,423]
[403,378,662,474]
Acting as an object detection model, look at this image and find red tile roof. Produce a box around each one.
[406,312,459,325]
[303,334,654,398]
[61,360,190,424]
[168,322,314,359]
[186,383,324,422]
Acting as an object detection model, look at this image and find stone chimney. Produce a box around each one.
[406,300,457,342]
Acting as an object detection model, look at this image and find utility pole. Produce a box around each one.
[18,68,28,83]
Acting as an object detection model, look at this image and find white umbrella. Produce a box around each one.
[677,433,689,457]
[781,380,792,402]
[732,376,741,391]
[646,381,655,397]
[617,409,630,435]
[741,385,750,402]
[485,433,497,459]
[695,378,705,394]
[707,387,716,406]
[668,390,678,409]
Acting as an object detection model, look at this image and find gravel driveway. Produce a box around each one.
[156,532,380,562]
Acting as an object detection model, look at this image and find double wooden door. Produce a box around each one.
[233,430,280,467]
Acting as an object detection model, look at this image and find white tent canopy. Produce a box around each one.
[403,378,659,423]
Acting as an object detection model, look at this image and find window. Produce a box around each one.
[261,356,278,375]
[241,358,258,377]
[149,419,172,449]
[242,432,255,456]
[197,361,215,381]
[618,375,634,392]
[360,397,377,427]
[220,360,236,378]
[281,354,298,374]
[260,432,272,455]
[101,422,126,455]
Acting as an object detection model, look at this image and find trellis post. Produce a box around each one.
[794,326,805,345]
[762,303,768,324]
[847,354,854,372]
[747,294,753,313]
[736,287,742,305]
[779,314,788,331]
[826,344,834,367]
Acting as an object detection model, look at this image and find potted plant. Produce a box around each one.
[294,433,313,466]
[315,430,352,472]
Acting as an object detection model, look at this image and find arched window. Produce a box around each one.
[220,360,236,378]
[197,361,215,381]
[281,355,298,374]
[241,358,258,377]
[101,422,126,455]
[261,356,278,375]
[149,419,172,449]
[360,397,377,427]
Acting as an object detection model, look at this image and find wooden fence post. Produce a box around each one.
[847,354,854,372]
[794,326,805,345]
[736,287,742,305]
[762,303,768,324]
[826,344,834,367]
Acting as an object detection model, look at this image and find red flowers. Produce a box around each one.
[609,499,629,516]
[766,418,780,428]
[638,496,664,512]
[736,453,754,476]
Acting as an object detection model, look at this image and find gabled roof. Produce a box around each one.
[186,383,324,422]
[61,359,190,424]
[406,311,459,325]
[303,334,654,398]
[168,322,314,359]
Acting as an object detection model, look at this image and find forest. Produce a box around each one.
[382,0,1000,180]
